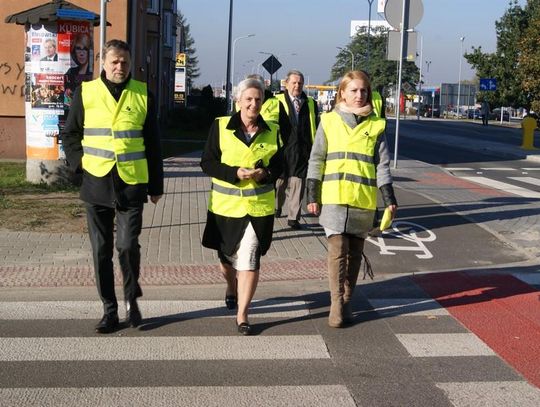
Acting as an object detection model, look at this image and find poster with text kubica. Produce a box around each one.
[59,20,94,108]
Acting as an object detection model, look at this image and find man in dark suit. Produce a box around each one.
[41,39,58,61]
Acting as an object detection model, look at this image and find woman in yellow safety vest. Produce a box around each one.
[306,71,398,328]
[201,78,283,335]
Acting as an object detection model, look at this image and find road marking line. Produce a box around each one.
[0,336,330,361]
[0,386,356,407]
[479,167,517,171]
[436,382,540,407]
[444,167,474,171]
[366,298,449,316]
[461,176,540,198]
[396,333,495,357]
[508,176,540,187]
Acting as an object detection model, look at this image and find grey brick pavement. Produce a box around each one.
[1,131,539,287]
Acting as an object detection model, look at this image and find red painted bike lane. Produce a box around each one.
[414,271,540,388]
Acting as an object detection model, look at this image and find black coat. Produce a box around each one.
[278,91,319,178]
[62,72,163,208]
[200,113,284,256]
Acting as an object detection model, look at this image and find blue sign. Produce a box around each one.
[57,9,96,21]
[479,78,497,91]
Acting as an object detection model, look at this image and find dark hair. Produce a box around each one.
[102,39,131,58]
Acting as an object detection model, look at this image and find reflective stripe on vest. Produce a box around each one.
[81,78,148,184]
[320,111,386,210]
[208,117,279,218]
[275,93,317,142]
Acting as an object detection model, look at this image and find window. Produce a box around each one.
[164,12,173,48]
[147,0,158,14]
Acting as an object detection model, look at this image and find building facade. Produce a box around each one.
[1,0,177,159]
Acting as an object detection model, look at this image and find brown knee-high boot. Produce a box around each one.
[343,237,365,323]
[327,234,348,328]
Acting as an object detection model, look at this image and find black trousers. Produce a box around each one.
[85,203,144,316]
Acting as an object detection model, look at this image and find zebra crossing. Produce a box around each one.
[1,273,539,407]
[445,166,540,198]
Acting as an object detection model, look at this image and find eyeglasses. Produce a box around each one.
[75,46,89,51]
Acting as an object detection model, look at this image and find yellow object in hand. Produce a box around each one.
[380,208,393,230]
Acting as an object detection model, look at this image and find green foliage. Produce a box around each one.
[518,0,540,111]
[177,10,200,91]
[0,162,76,193]
[464,0,530,108]
[329,26,420,96]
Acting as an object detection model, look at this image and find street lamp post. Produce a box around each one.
[225,0,234,114]
[336,46,354,71]
[416,33,423,120]
[425,60,432,73]
[456,36,465,118]
[366,0,374,68]
[230,33,255,112]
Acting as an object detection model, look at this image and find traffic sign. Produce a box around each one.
[385,0,424,30]
[262,55,282,75]
[479,78,497,91]
[387,30,417,61]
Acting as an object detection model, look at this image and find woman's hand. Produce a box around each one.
[250,168,267,183]
[237,167,255,180]
[307,202,320,216]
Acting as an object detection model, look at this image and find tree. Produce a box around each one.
[518,0,540,111]
[177,10,200,91]
[464,0,528,108]
[329,26,419,96]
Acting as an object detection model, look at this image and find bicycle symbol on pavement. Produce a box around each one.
[367,221,436,259]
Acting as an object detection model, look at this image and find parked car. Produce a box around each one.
[466,108,481,120]
[490,108,510,122]
[424,106,440,118]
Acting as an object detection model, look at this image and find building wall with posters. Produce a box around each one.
[0,0,176,160]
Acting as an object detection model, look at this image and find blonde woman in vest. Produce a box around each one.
[201,78,283,335]
[306,71,397,328]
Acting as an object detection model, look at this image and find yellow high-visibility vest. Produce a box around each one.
[81,78,148,184]
[209,117,279,218]
[372,90,383,117]
[276,93,317,141]
[320,111,386,210]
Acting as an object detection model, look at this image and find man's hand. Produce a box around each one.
[307,202,320,216]
[237,167,255,180]
[150,195,162,204]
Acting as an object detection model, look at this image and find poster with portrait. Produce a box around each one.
[58,20,94,108]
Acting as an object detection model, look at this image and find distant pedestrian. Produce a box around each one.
[62,39,164,334]
[306,71,397,328]
[481,100,490,126]
[201,78,283,335]
[274,70,319,230]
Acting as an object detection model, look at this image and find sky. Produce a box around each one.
[180,0,526,88]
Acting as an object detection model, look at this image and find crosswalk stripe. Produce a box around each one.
[444,167,474,171]
[0,336,330,361]
[460,176,540,198]
[395,333,495,357]
[0,299,309,320]
[0,385,356,407]
[436,381,540,406]
[508,176,540,187]
[0,335,330,361]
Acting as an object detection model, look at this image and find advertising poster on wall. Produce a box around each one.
[24,20,94,161]
[59,20,93,108]
[30,73,64,110]
[174,53,186,105]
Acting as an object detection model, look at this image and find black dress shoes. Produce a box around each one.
[125,300,142,327]
[95,314,119,334]
[275,208,282,218]
[237,322,252,336]
[287,220,302,230]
